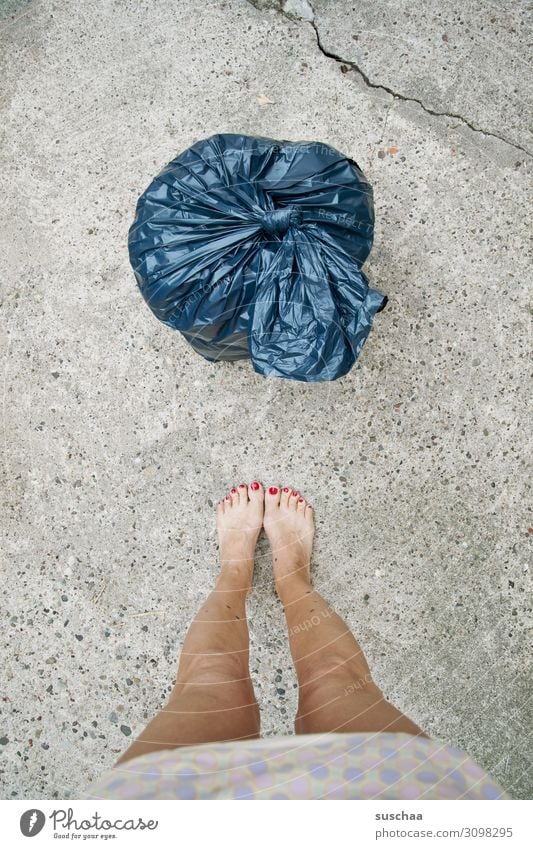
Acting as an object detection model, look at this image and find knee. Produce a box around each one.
[175,652,260,717]
[296,651,378,726]
[295,654,381,735]
[187,651,239,682]
[300,650,372,692]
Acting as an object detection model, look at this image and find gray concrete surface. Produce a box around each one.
[0,0,531,799]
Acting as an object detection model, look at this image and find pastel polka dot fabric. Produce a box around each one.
[84,733,508,800]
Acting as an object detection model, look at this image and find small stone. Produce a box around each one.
[120,725,132,737]
[0,736,8,745]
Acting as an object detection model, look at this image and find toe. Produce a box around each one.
[265,485,281,510]
[249,481,264,502]
[288,488,299,510]
[237,482,248,503]
[305,504,314,523]
[229,486,239,506]
[280,486,291,507]
[297,496,306,513]
[216,499,225,516]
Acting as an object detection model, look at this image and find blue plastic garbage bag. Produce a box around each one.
[128,133,386,382]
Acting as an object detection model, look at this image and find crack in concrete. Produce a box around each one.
[310,20,532,158]
[247,0,532,158]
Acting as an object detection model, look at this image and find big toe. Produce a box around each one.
[265,485,280,512]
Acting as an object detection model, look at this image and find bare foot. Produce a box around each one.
[263,486,315,597]
[216,482,264,589]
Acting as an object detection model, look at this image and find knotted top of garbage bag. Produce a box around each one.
[261,205,303,236]
[129,133,386,382]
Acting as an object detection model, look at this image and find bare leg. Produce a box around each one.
[117,482,264,765]
[263,486,427,737]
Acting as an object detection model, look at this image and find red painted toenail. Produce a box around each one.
[231,488,237,493]
[239,483,246,488]
[298,497,304,503]
[251,481,260,490]
[268,486,278,495]
[283,487,290,492]
[292,490,298,496]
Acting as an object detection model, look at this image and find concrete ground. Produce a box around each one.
[0,0,531,799]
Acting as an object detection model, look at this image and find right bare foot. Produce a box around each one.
[263,486,315,596]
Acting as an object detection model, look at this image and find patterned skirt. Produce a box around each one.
[84,732,507,800]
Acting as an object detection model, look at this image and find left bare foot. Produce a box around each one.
[216,482,264,588]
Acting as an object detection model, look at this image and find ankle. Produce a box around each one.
[217,561,253,593]
[275,572,312,604]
